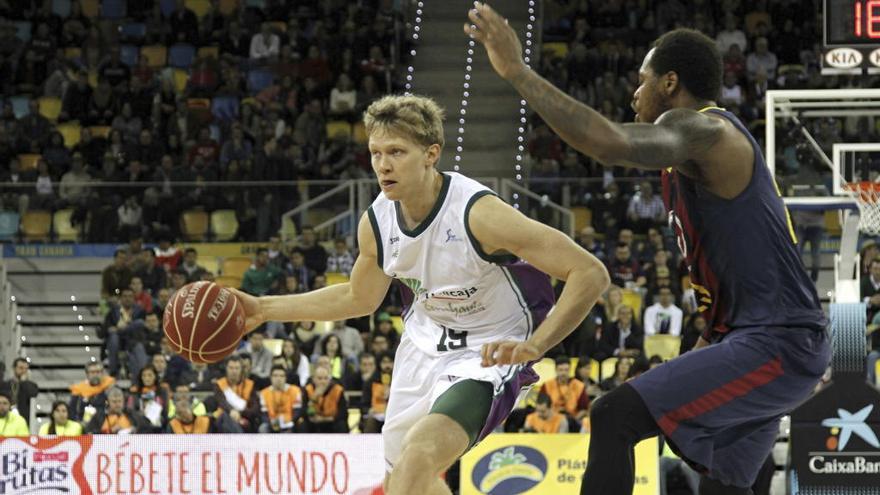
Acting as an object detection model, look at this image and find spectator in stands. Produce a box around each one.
[523,393,569,433]
[362,352,393,434]
[329,73,357,120]
[326,238,354,276]
[250,22,280,62]
[220,126,253,171]
[242,247,282,296]
[539,357,590,426]
[85,387,149,434]
[59,153,92,207]
[606,243,646,289]
[102,287,146,377]
[862,258,880,321]
[299,226,328,274]
[127,364,169,432]
[345,352,376,392]
[259,365,302,433]
[719,71,745,107]
[373,312,400,352]
[599,357,633,392]
[38,401,83,436]
[68,362,116,422]
[286,248,315,291]
[746,36,778,82]
[313,333,353,382]
[293,320,320,357]
[154,235,182,273]
[0,389,29,436]
[158,339,192,388]
[644,287,684,336]
[598,305,644,360]
[716,15,748,54]
[266,236,289,269]
[323,319,364,362]
[134,249,164,296]
[626,181,665,234]
[169,0,199,43]
[169,269,188,298]
[1,357,38,425]
[155,288,172,315]
[301,365,349,433]
[60,70,92,122]
[680,314,707,355]
[243,331,273,381]
[576,226,605,261]
[19,100,52,149]
[370,333,391,357]
[167,397,214,434]
[179,248,207,282]
[280,339,310,387]
[213,355,260,432]
[130,276,154,313]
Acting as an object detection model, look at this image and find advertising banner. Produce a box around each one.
[0,434,385,495]
[460,434,658,495]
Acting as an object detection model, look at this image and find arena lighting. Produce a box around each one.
[512,0,537,209]
[453,36,476,172]
[405,2,425,94]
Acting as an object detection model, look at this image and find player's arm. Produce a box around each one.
[231,213,392,332]
[468,195,610,366]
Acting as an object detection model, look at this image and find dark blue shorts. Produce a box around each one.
[629,326,831,488]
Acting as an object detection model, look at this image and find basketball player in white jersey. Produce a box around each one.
[230,94,609,495]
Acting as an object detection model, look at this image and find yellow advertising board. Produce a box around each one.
[179,242,268,259]
[460,434,658,495]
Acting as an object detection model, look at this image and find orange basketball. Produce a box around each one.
[163,281,246,364]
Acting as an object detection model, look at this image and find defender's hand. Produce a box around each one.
[481,341,541,367]
[464,2,528,81]
[227,288,266,333]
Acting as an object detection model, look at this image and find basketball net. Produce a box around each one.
[843,181,880,236]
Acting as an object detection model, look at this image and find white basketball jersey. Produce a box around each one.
[368,172,546,357]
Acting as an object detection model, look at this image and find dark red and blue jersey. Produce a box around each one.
[661,107,827,342]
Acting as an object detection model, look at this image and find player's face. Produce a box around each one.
[369,130,440,201]
[632,49,669,124]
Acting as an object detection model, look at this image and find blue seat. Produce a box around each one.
[120,44,139,66]
[169,43,196,69]
[247,68,274,94]
[120,23,146,41]
[160,0,176,17]
[0,212,20,242]
[14,21,31,42]
[101,0,126,18]
[52,0,72,17]
[10,96,30,119]
[211,96,240,122]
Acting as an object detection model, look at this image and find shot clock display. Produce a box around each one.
[825,0,880,45]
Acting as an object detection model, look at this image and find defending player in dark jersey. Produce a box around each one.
[469,3,831,495]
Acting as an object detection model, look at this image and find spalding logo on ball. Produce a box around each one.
[162,281,246,364]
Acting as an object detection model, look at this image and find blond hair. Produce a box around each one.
[363,94,445,148]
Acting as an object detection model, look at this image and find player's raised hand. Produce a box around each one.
[464,2,528,81]
[481,340,541,367]
[227,287,266,333]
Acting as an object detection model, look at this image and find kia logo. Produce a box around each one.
[871,48,880,68]
[825,48,863,69]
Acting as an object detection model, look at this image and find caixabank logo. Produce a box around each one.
[0,436,92,494]
[808,404,880,474]
[470,445,548,495]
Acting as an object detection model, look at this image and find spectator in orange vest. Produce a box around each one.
[213,355,261,432]
[68,362,116,422]
[539,356,590,423]
[301,365,348,433]
[84,387,149,434]
[523,394,569,433]
[259,366,302,433]
[362,352,393,433]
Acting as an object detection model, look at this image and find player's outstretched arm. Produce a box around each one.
[468,195,610,366]
[465,3,725,172]
[231,213,392,333]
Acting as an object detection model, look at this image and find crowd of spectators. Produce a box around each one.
[0,0,404,242]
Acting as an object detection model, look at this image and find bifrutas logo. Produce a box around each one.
[0,437,91,494]
[471,446,547,495]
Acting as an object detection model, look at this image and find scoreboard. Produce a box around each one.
[823,0,880,74]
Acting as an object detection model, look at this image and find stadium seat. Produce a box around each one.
[572,206,592,233]
[210,209,239,241]
[600,357,618,381]
[246,68,274,94]
[140,45,168,68]
[159,0,176,16]
[179,210,209,241]
[13,21,31,42]
[52,209,80,242]
[169,43,196,69]
[10,96,30,118]
[213,275,242,288]
[644,334,681,361]
[325,272,349,285]
[543,42,569,60]
[352,121,367,144]
[347,408,361,433]
[120,23,147,42]
[262,339,283,356]
[0,212,20,242]
[119,44,139,67]
[532,357,555,385]
[325,121,352,139]
[172,68,189,94]
[64,47,82,61]
[199,256,220,276]
[80,0,99,17]
[876,360,880,387]
[197,46,219,60]
[52,0,72,17]
[57,122,82,148]
[185,0,211,17]
[279,215,297,240]
[390,316,404,334]
[221,256,253,279]
[588,358,600,383]
[218,0,239,16]
[18,154,41,171]
[88,126,111,138]
[100,0,127,19]
[314,321,334,334]
[21,211,52,242]
[211,96,240,122]
[622,289,643,323]
[37,97,62,122]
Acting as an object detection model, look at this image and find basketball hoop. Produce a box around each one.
[843,182,880,235]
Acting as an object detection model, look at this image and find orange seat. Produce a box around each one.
[21,211,52,242]
[18,154,41,171]
[221,256,253,279]
[214,275,242,288]
[180,210,209,241]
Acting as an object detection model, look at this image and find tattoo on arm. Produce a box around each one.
[620,108,725,170]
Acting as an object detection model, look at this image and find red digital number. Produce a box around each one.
[857,0,880,38]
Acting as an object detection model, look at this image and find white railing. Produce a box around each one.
[0,252,21,377]
[500,179,575,238]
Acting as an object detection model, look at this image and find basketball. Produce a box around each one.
[162,281,246,364]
